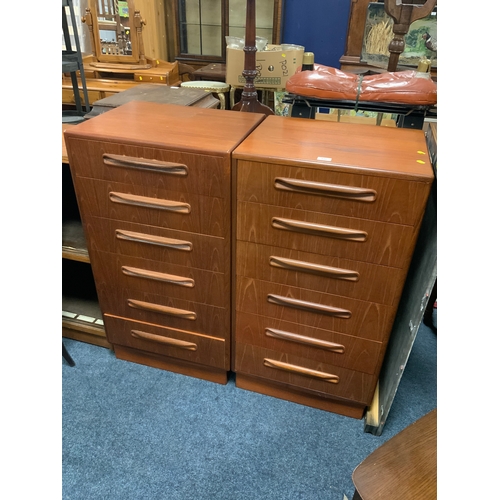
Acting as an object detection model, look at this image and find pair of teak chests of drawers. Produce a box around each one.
[64,101,433,418]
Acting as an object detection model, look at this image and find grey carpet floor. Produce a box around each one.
[62,319,437,500]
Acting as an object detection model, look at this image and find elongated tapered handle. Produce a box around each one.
[121,266,194,287]
[263,358,340,384]
[130,330,197,350]
[271,217,367,242]
[274,178,376,202]
[269,256,359,282]
[127,299,197,320]
[115,229,193,251]
[265,328,345,353]
[109,192,191,213]
[103,154,188,176]
[267,294,352,318]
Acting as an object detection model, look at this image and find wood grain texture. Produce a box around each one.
[64,103,264,376]
[90,250,229,308]
[113,345,229,385]
[104,315,228,370]
[236,276,397,343]
[235,311,383,374]
[95,283,229,338]
[235,343,377,404]
[232,115,435,181]
[82,216,228,273]
[236,160,431,225]
[73,176,228,237]
[62,124,74,163]
[64,101,265,155]
[236,373,365,418]
[237,201,419,269]
[237,241,406,306]
[352,408,437,499]
[66,138,230,198]
[232,114,434,415]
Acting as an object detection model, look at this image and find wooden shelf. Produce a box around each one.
[62,258,109,347]
[62,123,108,347]
[62,219,90,263]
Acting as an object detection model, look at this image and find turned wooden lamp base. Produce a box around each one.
[232,0,274,115]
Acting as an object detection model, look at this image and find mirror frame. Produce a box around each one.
[87,0,141,64]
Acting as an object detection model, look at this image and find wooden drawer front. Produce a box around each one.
[96,284,230,339]
[237,160,430,226]
[83,217,227,273]
[104,315,228,370]
[236,277,395,343]
[74,177,227,237]
[91,251,228,308]
[235,343,376,405]
[67,138,229,198]
[237,241,406,306]
[237,201,417,269]
[236,311,383,374]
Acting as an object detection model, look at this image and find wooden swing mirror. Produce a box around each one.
[83,0,150,69]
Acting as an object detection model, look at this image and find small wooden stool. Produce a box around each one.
[352,408,437,499]
[180,81,230,109]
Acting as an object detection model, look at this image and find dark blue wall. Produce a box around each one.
[282,0,351,68]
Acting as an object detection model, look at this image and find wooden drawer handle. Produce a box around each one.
[115,230,193,251]
[267,294,352,319]
[103,154,188,176]
[130,329,197,350]
[127,299,197,320]
[121,266,194,288]
[274,177,376,202]
[269,256,359,282]
[263,358,340,384]
[271,217,367,242]
[109,192,191,213]
[265,328,345,353]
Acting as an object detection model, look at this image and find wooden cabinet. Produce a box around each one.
[62,124,110,348]
[64,102,264,383]
[232,116,434,418]
[166,0,284,69]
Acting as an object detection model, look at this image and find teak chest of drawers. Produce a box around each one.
[232,116,434,418]
[64,101,264,384]
[65,102,433,417]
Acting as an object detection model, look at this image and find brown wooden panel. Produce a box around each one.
[236,160,431,226]
[84,217,229,273]
[104,315,228,370]
[235,311,383,374]
[63,102,265,158]
[232,115,434,181]
[83,217,228,273]
[236,241,406,306]
[73,176,227,237]
[237,201,418,269]
[353,409,437,498]
[235,373,366,418]
[234,343,377,405]
[236,277,396,343]
[96,284,230,339]
[91,250,229,308]
[66,138,229,198]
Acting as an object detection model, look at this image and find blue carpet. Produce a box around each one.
[62,320,437,500]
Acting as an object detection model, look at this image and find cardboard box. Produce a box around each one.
[226,44,304,89]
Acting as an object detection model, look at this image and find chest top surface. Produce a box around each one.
[64,101,265,155]
[233,115,435,181]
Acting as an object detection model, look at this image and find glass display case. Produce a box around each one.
[167,0,283,67]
